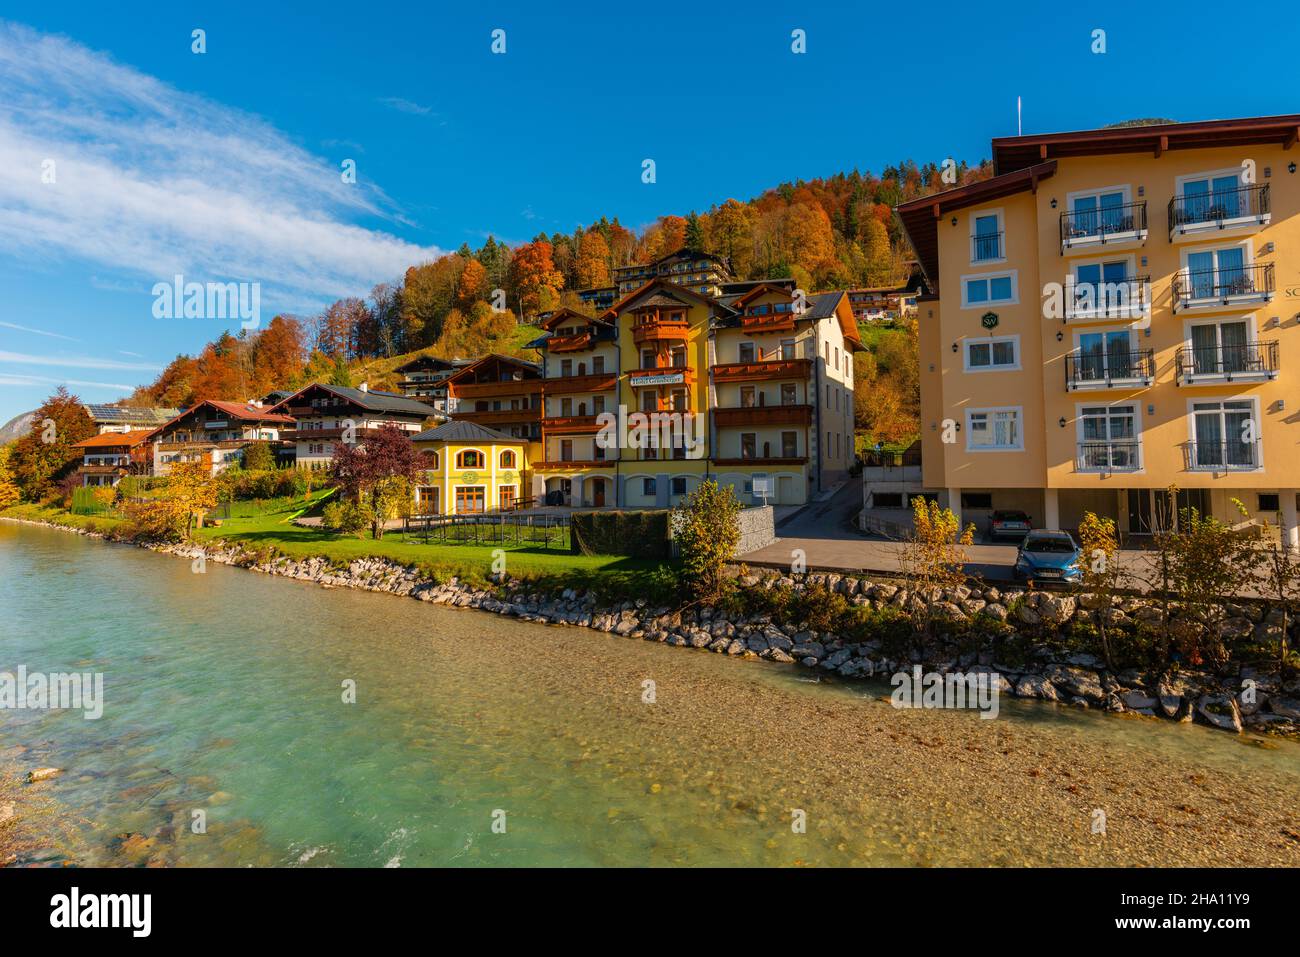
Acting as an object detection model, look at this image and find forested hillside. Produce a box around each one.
[127,158,990,413]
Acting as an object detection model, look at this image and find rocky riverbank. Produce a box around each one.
[5,513,1298,741]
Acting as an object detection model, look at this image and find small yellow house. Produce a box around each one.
[411,420,530,514]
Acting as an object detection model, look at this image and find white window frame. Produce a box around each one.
[1064,184,1133,234]
[1185,395,1263,472]
[1176,240,1256,304]
[960,269,1019,309]
[965,406,1024,452]
[1075,401,1144,473]
[969,207,1006,265]
[963,334,1021,372]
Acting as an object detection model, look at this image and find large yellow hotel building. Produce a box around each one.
[897,114,1300,547]
[424,276,862,511]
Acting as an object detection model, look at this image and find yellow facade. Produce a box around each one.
[901,116,1300,544]
[411,434,529,515]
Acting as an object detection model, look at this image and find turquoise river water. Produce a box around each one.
[1,521,1297,867]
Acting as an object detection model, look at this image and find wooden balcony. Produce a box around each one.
[156,439,270,451]
[450,408,541,425]
[542,372,617,395]
[711,358,811,382]
[713,456,808,467]
[546,332,593,352]
[713,404,812,427]
[632,317,689,345]
[449,379,543,399]
[739,313,797,334]
[541,415,604,434]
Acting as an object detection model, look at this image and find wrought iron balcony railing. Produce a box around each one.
[1065,275,1151,319]
[1065,349,1154,389]
[1186,440,1261,471]
[1176,341,1279,381]
[1172,263,1274,309]
[971,231,1003,262]
[1076,441,1142,471]
[1059,201,1147,249]
[1168,183,1270,234]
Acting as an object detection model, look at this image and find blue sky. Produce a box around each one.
[1,0,1297,423]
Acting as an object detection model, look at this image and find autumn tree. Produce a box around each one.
[673,479,741,602]
[403,255,466,346]
[9,388,96,501]
[1076,511,1122,669]
[251,315,307,394]
[126,461,218,541]
[330,424,419,539]
[574,230,612,289]
[509,240,564,318]
[0,445,20,509]
[900,497,975,644]
[456,258,489,307]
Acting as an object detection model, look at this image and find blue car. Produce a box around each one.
[1013,530,1083,584]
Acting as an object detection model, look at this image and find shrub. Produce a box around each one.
[672,480,741,602]
[322,500,367,535]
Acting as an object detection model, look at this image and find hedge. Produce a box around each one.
[571,510,671,559]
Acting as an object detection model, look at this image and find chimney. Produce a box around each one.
[358,382,368,393]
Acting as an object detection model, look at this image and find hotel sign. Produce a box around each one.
[628,371,685,387]
[980,312,999,330]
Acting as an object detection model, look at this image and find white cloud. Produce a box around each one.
[0,349,160,371]
[0,21,443,311]
[377,96,434,116]
[0,372,134,391]
[0,319,79,341]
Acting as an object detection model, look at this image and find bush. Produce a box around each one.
[322,500,367,535]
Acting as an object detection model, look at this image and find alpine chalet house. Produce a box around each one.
[71,430,154,487]
[896,113,1300,547]
[148,399,294,476]
[525,278,862,508]
[83,403,179,434]
[268,383,439,469]
[577,247,732,312]
[392,355,472,413]
[528,308,619,506]
[410,419,531,515]
[443,354,544,444]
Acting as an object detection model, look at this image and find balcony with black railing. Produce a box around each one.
[1064,275,1151,321]
[1168,184,1270,241]
[1185,439,1261,472]
[971,231,1003,263]
[1171,262,1274,312]
[1059,201,1148,254]
[1065,349,1154,391]
[1076,441,1142,472]
[1175,340,1279,384]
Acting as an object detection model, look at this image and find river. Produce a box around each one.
[1,521,1297,867]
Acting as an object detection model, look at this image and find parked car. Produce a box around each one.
[1013,530,1083,584]
[989,509,1032,541]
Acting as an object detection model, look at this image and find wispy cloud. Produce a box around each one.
[0,21,443,312]
[377,96,434,116]
[0,349,160,371]
[0,319,79,341]
[0,372,134,391]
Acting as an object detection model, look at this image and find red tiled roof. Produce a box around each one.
[72,429,155,449]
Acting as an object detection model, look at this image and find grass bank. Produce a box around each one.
[3,499,679,603]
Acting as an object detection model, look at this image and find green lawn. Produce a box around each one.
[193,495,675,597]
[1,503,127,533]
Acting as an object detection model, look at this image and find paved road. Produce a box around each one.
[740,481,1176,589]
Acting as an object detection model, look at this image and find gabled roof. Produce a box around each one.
[601,278,737,320]
[73,429,155,449]
[392,354,461,375]
[441,353,542,386]
[147,399,294,440]
[895,162,1057,291]
[993,114,1300,175]
[412,420,529,445]
[540,307,610,332]
[268,383,437,418]
[730,282,802,309]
